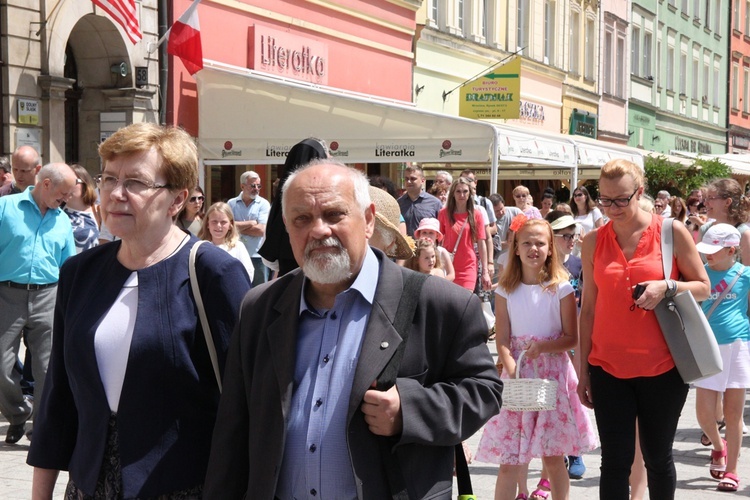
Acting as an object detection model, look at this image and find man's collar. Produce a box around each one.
[299,246,379,315]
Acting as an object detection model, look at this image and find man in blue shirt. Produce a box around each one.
[205,161,503,499]
[397,165,442,237]
[0,162,76,444]
[228,170,271,286]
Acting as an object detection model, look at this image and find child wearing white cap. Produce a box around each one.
[694,223,750,492]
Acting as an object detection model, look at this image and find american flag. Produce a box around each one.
[92,0,142,44]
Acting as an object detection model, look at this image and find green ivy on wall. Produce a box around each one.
[644,155,732,197]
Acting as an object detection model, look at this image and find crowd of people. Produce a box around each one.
[0,127,748,499]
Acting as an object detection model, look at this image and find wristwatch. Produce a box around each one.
[665,279,678,299]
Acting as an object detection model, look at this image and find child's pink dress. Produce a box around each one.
[476,281,598,465]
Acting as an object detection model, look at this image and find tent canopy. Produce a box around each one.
[196,61,643,186]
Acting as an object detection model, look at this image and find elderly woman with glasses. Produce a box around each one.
[28,123,252,499]
[577,159,709,500]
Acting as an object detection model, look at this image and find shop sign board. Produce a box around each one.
[459,57,521,120]
[17,99,39,125]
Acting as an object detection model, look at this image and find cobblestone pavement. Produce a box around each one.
[1,344,747,499]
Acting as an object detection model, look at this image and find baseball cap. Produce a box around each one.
[696,223,741,255]
[548,215,577,231]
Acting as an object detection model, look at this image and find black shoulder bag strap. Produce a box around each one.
[375,271,473,500]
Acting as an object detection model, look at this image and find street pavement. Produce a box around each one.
[0,345,747,499]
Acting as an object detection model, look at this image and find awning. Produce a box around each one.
[195,61,643,188]
[671,151,750,176]
[646,151,695,168]
[196,62,496,165]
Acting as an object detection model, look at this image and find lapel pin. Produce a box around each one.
[380,341,389,349]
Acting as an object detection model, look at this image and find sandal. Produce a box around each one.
[530,478,551,500]
[710,439,727,480]
[717,472,740,492]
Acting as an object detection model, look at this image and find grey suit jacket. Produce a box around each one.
[204,249,503,499]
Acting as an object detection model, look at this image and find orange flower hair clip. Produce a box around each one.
[509,213,528,232]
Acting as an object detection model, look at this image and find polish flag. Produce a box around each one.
[168,0,203,75]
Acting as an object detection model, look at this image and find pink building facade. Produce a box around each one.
[729,0,750,154]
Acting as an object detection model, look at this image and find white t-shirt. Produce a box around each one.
[496,281,574,339]
[574,208,603,234]
[218,242,255,279]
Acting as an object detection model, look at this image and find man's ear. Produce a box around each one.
[364,203,375,240]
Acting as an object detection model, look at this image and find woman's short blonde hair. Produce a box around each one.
[600,158,644,187]
[99,123,198,191]
[512,185,530,196]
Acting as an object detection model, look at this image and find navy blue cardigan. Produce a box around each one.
[27,238,251,497]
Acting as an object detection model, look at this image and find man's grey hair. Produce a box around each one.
[657,190,670,200]
[240,170,260,184]
[37,163,73,185]
[282,159,371,220]
[435,170,452,183]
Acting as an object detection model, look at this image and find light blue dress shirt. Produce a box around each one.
[276,248,380,500]
[227,194,270,257]
[0,188,75,284]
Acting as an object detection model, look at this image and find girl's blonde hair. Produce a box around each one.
[404,237,442,273]
[500,218,569,293]
[199,202,239,249]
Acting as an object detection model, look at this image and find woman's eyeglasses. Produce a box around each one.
[100,174,170,194]
[189,196,205,203]
[514,193,527,198]
[597,188,638,208]
[574,192,585,198]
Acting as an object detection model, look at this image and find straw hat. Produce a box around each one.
[368,186,414,259]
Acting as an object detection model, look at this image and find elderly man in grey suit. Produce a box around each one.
[204,160,502,499]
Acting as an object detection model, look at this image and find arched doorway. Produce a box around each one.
[64,14,133,173]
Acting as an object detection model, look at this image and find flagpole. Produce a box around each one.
[148,28,171,55]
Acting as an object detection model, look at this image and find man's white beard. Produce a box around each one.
[302,237,352,285]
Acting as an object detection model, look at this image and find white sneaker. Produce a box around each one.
[743,423,748,435]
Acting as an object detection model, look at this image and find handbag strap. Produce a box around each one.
[661,217,674,280]
[705,266,745,319]
[451,219,469,257]
[189,241,223,393]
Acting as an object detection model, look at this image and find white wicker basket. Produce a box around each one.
[502,351,558,412]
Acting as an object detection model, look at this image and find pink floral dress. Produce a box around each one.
[476,282,598,465]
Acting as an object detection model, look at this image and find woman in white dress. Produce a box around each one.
[199,202,254,279]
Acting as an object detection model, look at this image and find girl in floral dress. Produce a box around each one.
[476,216,596,500]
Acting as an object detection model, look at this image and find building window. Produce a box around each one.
[518,0,530,54]
[732,63,740,109]
[746,1,750,33]
[431,0,438,23]
[713,56,721,106]
[682,0,689,14]
[570,9,580,74]
[458,0,465,33]
[705,0,711,28]
[667,43,675,90]
[616,35,625,97]
[734,0,741,30]
[680,39,688,95]
[604,30,613,94]
[544,0,556,65]
[703,51,710,104]
[585,17,596,79]
[713,1,721,32]
[643,31,652,78]
[692,45,700,99]
[744,66,749,112]
[693,0,701,21]
[482,0,488,38]
[668,0,676,6]
[631,25,641,76]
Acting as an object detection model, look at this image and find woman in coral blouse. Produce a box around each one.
[577,159,709,500]
[438,177,490,292]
